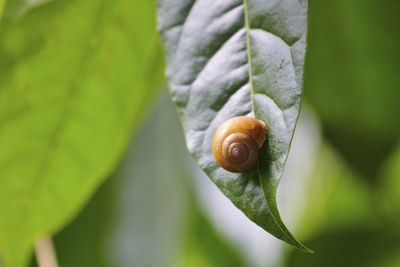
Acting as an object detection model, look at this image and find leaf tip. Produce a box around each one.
[294,243,314,254]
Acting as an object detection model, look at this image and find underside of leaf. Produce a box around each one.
[157,0,310,251]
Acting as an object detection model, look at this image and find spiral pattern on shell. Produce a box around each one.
[212,116,267,173]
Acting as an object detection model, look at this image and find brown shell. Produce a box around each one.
[212,116,267,173]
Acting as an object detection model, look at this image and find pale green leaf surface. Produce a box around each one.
[0,1,163,266]
[3,0,53,19]
[296,144,373,240]
[379,144,400,223]
[157,0,309,250]
[0,0,5,19]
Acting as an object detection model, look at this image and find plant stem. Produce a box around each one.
[34,237,59,267]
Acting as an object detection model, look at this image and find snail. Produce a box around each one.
[212,116,267,173]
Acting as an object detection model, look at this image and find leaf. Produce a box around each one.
[0,0,163,266]
[157,0,309,251]
[379,144,400,223]
[0,0,6,19]
[295,143,373,240]
[2,0,52,19]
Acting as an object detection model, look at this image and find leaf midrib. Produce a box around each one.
[243,0,310,251]
[244,0,289,244]
[243,0,255,114]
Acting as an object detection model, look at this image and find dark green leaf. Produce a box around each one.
[157,0,309,251]
[0,1,163,266]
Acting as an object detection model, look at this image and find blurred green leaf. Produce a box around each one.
[157,0,310,251]
[0,0,6,19]
[285,143,400,267]
[378,143,400,228]
[3,0,52,19]
[304,0,400,180]
[0,0,163,266]
[295,144,373,239]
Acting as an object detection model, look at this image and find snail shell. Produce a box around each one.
[212,116,267,173]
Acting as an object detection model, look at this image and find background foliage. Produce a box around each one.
[0,0,163,266]
[0,0,399,266]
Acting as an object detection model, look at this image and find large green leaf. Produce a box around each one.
[2,0,52,19]
[0,0,163,266]
[157,0,309,250]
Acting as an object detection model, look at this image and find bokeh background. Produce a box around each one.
[1,0,400,266]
